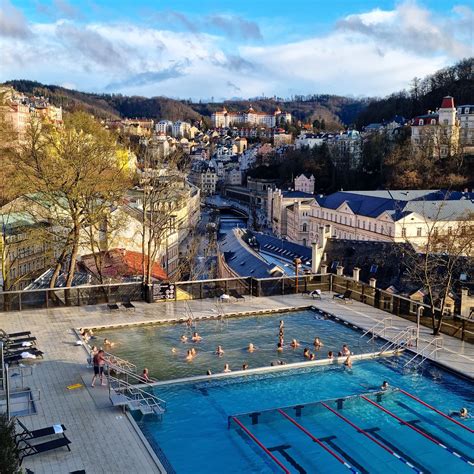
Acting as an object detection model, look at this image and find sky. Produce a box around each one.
[0,0,473,100]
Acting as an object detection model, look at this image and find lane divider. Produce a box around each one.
[397,387,474,434]
[320,402,423,474]
[230,417,290,473]
[361,396,474,467]
[277,409,359,473]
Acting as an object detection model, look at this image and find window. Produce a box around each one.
[448,227,452,235]
[416,227,422,237]
[419,119,424,125]
[401,227,407,237]
[431,119,436,125]
[443,119,448,125]
[302,223,307,232]
[374,223,377,232]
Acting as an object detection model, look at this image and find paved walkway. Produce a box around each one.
[0,292,472,473]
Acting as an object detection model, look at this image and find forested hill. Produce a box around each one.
[4,80,366,127]
[5,58,473,127]
[355,58,474,127]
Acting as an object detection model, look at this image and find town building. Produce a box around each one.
[294,174,315,194]
[411,96,460,158]
[172,121,191,138]
[266,188,316,238]
[156,120,173,135]
[273,132,293,146]
[211,106,291,128]
[457,104,474,152]
[307,189,474,248]
[188,161,218,195]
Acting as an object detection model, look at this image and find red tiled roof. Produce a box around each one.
[440,96,455,109]
[80,249,167,281]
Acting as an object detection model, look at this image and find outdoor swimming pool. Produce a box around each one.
[96,309,382,379]
[139,356,474,473]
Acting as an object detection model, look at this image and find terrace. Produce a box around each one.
[0,274,473,473]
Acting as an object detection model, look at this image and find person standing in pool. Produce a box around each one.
[223,364,231,373]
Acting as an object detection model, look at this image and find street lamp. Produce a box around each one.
[294,257,302,294]
[416,306,424,348]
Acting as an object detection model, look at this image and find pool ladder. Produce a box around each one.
[403,337,444,368]
[106,361,166,420]
[378,327,417,354]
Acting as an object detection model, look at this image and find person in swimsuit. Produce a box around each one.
[303,348,310,358]
[215,345,224,356]
[186,349,194,361]
[192,332,202,342]
[223,364,231,373]
[248,343,255,353]
[180,335,188,343]
[290,339,300,348]
[142,368,150,382]
[341,344,351,356]
[91,350,106,387]
[277,342,283,352]
[327,351,334,360]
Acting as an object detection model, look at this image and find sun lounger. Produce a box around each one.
[310,289,322,300]
[18,436,71,465]
[122,300,135,311]
[107,303,120,311]
[0,329,31,339]
[332,289,352,303]
[5,339,37,350]
[15,419,67,443]
[229,289,246,301]
[1,335,36,345]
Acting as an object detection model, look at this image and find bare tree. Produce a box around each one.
[8,112,131,288]
[401,201,474,335]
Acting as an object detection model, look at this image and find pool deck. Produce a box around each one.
[0,292,473,473]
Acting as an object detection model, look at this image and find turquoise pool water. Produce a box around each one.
[138,356,474,473]
[97,310,381,379]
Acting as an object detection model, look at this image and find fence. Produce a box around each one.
[0,273,472,343]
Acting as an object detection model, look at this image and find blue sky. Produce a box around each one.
[1,0,472,99]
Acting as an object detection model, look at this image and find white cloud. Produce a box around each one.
[0,1,471,99]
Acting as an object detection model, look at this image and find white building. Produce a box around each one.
[286,200,313,246]
[294,174,315,194]
[457,104,474,150]
[156,120,173,135]
[295,132,325,149]
[307,189,474,248]
[212,106,291,128]
[266,188,316,238]
[226,168,242,186]
[411,96,460,158]
[172,121,191,138]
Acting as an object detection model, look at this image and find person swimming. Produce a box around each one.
[215,345,224,356]
[290,339,300,348]
[303,348,310,358]
[313,337,323,348]
[327,351,334,360]
[309,353,316,361]
[103,338,114,347]
[192,332,202,342]
[277,342,283,352]
[206,369,212,376]
[341,344,351,356]
[190,347,197,356]
[381,381,389,391]
[180,335,188,343]
[171,347,177,354]
[242,363,249,370]
[223,364,231,373]
[460,407,469,418]
[248,343,255,353]
[279,320,284,330]
[185,349,194,361]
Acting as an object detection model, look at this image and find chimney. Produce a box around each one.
[352,267,360,281]
[369,278,376,288]
[336,266,344,276]
[320,264,328,274]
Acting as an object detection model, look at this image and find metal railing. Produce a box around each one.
[0,272,472,344]
[404,337,444,368]
[106,362,166,420]
[361,317,393,341]
[379,327,417,354]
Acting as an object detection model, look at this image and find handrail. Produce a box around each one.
[277,409,359,473]
[403,337,443,368]
[361,396,474,467]
[320,402,423,474]
[361,317,392,339]
[379,327,415,354]
[104,351,137,373]
[397,388,474,434]
[230,416,290,473]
